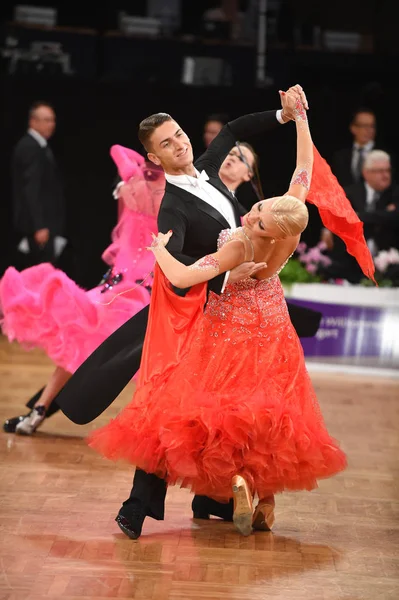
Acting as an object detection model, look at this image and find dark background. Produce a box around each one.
[1,1,397,288]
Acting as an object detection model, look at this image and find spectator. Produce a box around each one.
[348,150,399,254]
[11,101,66,267]
[324,150,399,282]
[332,108,378,188]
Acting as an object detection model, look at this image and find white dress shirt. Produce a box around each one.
[364,181,379,209]
[165,168,237,228]
[364,181,379,256]
[351,140,374,180]
[165,167,237,292]
[276,109,285,125]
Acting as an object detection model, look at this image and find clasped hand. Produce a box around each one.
[228,261,267,283]
[280,84,309,122]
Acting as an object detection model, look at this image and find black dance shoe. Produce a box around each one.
[3,406,46,435]
[115,502,147,539]
[3,414,25,433]
[192,495,234,521]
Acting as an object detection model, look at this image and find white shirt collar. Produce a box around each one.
[165,167,208,186]
[28,128,47,147]
[364,181,376,200]
[353,140,374,152]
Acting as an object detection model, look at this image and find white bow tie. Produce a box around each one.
[190,169,209,189]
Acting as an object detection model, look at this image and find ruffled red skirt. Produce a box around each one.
[88,271,347,501]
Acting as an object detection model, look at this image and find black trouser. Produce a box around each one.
[119,468,167,521]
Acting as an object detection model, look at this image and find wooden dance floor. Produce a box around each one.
[1,335,398,599]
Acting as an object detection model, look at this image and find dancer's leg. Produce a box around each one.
[116,468,167,539]
[26,387,60,418]
[4,367,72,435]
[191,496,233,521]
[33,366,72,411]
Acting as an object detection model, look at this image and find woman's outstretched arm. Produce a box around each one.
[285,98,314,203]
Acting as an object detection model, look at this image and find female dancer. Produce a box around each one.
[87,100,374,536]
[1,146,164,434]
[2,142,259,435]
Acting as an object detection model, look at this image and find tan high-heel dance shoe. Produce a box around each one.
[252,496,275,531]
[232,475,253,536]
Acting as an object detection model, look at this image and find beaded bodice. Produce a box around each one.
[204,228,293,336]
[217,227,254,260]
[217,227,293,284]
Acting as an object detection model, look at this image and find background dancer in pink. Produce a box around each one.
[1,146,164,434]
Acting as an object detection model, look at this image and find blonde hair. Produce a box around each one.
[270,195,309,237]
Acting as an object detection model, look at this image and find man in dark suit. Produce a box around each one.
[347,150,399,252]
[325,149,399,282]
[331,108,378,189]
[11,101,65,266]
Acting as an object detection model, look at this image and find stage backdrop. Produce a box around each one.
[287,285,399,368]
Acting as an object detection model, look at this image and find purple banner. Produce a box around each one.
[290,298,399,359]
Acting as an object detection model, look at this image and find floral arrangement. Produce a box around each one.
[374,248,399,273]
[279,241,332,285]
[296,241,332,273]
[361,247,399,287]
[278,238,399,287]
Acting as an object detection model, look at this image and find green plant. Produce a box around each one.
[279,258,321,284]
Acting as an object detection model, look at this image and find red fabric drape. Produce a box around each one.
[307,145,376,284]
[137,265,207,386]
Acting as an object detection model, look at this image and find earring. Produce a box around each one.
[270,238,275,244]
